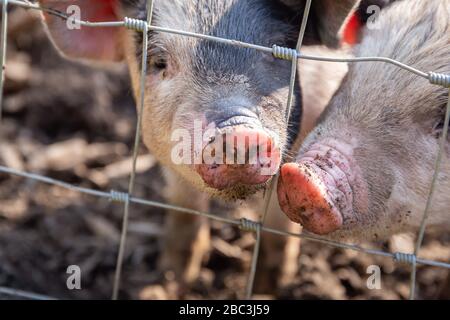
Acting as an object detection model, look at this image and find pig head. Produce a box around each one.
[38,0,357,200]
[278,0,450,241]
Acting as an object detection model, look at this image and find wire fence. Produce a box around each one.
[0,0,449,301]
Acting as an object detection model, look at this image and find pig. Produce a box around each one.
[37,0,357,289]
[278,0,450,241]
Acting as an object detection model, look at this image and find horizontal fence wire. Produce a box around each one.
[0,0,437,80]
[111,0,153,301]
[1,164,450,271]
[254,0,313,299]
[0,286,57,300]
[0,0,449,300]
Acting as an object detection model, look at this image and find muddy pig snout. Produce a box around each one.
[196,123,281,190]
[278,140,367,235]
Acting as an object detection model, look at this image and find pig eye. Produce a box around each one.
[148,50,168,73]
[432,110,450,139]
[151,57,167,71]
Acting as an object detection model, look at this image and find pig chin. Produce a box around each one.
[195,159,280,200]
[207,181,270,201]
[278,138,369,235]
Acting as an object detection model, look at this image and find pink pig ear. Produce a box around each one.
[341,10,363,46]
[39,0,124,62]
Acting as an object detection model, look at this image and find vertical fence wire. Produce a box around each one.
[0,0,8,123]
[409,88,450,300]
[112,0,154,301]
[0,286,56,300]
[244,224,262,299]
[260,0,313,225]
[246,0,313,300]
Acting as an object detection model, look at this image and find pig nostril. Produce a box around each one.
[213,111,260,129]
[203,129,278,166]
[196,126,281,190]
[210,163,219,169]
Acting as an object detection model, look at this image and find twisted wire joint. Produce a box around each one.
[110,190,130,203]
[272,45,298,61]
[240,218,261,233]
[124,17,148,32]
[429,72,450,88]
[393,252,417,265]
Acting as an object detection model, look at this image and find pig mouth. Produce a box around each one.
[196,163,275,191]
[278,140,361,235]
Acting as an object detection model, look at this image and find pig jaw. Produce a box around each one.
[278,139,368,235]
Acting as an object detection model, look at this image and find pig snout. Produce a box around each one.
[196,125,281,190]
[278,140,366,235]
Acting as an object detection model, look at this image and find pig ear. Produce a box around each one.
[279,0,358,48]
[310,0,359,48]
[342,0,397,45]
[38,0,124,62]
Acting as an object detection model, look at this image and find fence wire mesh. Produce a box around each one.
[0,0,449,301]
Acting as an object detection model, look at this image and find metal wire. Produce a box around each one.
[260,0,312,233]
[2,164,450,272]
[0,1,432,79]
[409,88,450,300]
[253,0,312,299]
[429,72,450,88]
[112,0,154,301]
[246,225,261,299]
[0,0,449,301]
[297,53,430,79]
[0,286,57,300]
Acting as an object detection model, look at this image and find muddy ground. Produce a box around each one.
[0,8,449,300]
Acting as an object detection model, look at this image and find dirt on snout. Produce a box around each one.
[1,9,450,300]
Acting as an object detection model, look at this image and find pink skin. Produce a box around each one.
[278,140,366,235]
[196,127,281,190]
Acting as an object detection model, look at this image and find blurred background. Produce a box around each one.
[0,6,449,300]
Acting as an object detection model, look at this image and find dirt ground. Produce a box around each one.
[0,8,449,300]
